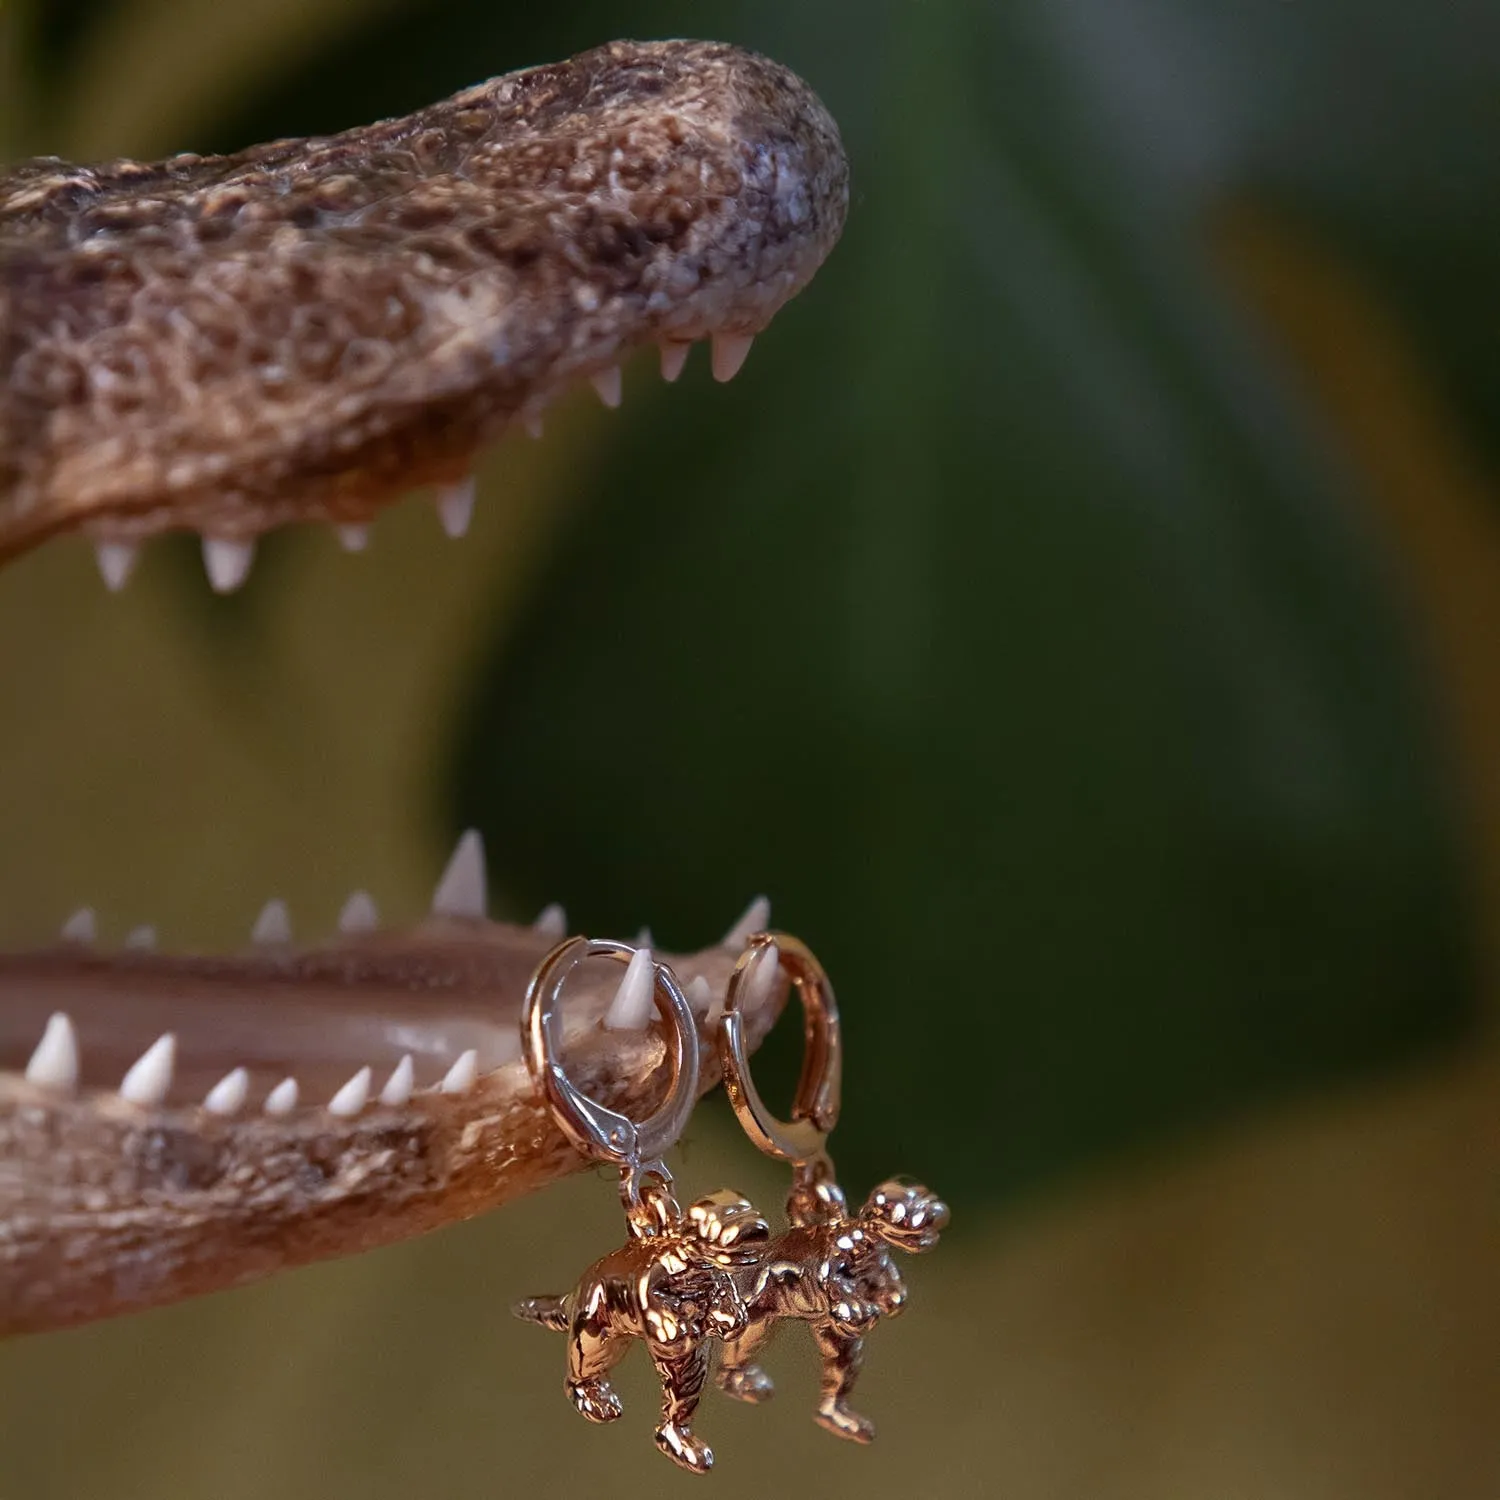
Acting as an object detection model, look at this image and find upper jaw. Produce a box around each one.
[0,39,850,572]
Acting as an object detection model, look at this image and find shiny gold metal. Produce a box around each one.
[513,938,770,1474]
[716,933,949,1443]
[718,932,841,1173]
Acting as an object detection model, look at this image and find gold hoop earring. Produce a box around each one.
[512,938,770,1475]
[716,932,949,1445]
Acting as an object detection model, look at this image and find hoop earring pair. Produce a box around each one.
[513,931,947,1473]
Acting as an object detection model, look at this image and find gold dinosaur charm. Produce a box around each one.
[716,1174,948,1441]
[515,1188,769,1471]
[511,939,770,1473]
[714,934,950,1443]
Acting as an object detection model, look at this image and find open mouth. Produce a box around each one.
[2,833,772,1112]
[0,38,848,1335]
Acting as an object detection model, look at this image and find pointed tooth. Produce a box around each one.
[604,946,656,1031]
[532,902,567,939]
[435,477,476,539]
[431,828,486,920]
[380,1054,415,1107]
[523,412,545,440]
[119,1033,176,1107]
[722,895,771,950]
[590,367,623,408]
[711,332,755,383]
[327,1065,372,1117]
[60,907,96,944]
[251,899,291,945]
[635,926,654,948]
[202,536,256,593]
[25,1013,79,1091]
[337,524,370,552]
[659,341,692,383]
[439,1048,480,1096]
[94,540,140,591]
[124,924,156,951]
[264,1077,299,1115]
[687,976,714,1012]
[203,1067,250,1116]
[338,890,379,934]
[745,941,782,1014]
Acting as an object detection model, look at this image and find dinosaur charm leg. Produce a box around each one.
[650,1346,715,1473]
[810,1319,875,1444]
[566,1315,627,1425]
[716,1304,778,1403]
[514,1291,627,1424]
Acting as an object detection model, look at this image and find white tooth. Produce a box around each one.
[337,524,370,552]
[435,478,476,539]
[523,412,545,439]
[60,907,96,944]
[532,902,567,939]
[635,926,654,948]
[659,342,692,383]
[722,896,771,950]
[338,890,379,934]
[590,367,623,408]
[687,976,714,1011]
[439,1048,479,1096]
[431,828,486,920]
[119,1033,176,1107]
[94,540,140,591]
[202,536,256,593]
[203,1067,250,1116]
[746,941,782,1014]
[252,899,291,945]
[25,1012,80,1091]
[264,1077,299,1115]
[124,925,156,951]
[380,1054,415,1107]
[604,947,655,1031]
[327,1065,372,1117]
[711,332,755,383]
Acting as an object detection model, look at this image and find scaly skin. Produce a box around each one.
[0,39,847,558]
[0,39,848,1334]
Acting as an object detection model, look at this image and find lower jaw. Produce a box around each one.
[0,827,783,1336]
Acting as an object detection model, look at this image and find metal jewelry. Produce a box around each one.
[714,932,949,1444]
[511,938,770,1474]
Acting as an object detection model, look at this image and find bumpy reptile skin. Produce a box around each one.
[0,38,847,559]
[0,39,846,1334]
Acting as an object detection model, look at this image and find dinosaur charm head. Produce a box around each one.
[860,1177,950,1255]
[687,1187,773,1267]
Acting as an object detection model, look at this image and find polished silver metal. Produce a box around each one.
[522,936,699,1194]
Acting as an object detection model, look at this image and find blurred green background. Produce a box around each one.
[3,0,1500,1495]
